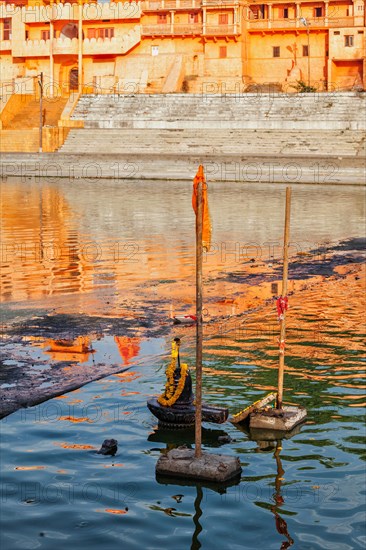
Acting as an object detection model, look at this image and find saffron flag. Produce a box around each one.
[192,165,212,251]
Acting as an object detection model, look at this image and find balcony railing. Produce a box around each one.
[12,27,141,57]
[202,0,240,6]
[3,2,141,23]
[141,0,200,10]
[205,24,239,35]
[0,39,11,51]
[247,16,356,30]
[141,23,202,34]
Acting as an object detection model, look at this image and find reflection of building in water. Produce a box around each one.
[37,335,94,363]
[1,184,97,302]
[115,336,140,365]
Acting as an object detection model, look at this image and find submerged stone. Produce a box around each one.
[97,439,118,456]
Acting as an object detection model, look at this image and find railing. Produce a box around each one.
[0,39,11,51]
[202,0,240,6]
[247,16,356,30]
[141,23,202,34]
[205,24,239,35]
[4,2,142,23]
[141,0,200,10]
[12,28,141,57]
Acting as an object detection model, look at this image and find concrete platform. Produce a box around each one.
[249,405,307,432]
[156,447,242,483]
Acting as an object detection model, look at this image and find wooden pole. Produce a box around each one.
[276,187,291,410]
[195,179,203,458]
[38,72,43,153]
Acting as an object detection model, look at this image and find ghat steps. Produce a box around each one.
[60,128,365,157]
[70,92,366,131]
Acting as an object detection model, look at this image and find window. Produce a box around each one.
[303,45,309,56]
[334,31,340,35]
[283,8,289,18]
[219,13,229,25]
[219,46,227,58]
[157,14,167,24]
[151,45,159,56]
[189,13,198,24]
[314,7,323,17]
[87,28,114,39]
[273,46,280,57]
[344,35,354,47]
[3,18,11,41]
[41,30,50,41]
[104,27,114,38]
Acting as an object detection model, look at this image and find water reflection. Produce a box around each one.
[1,179,365,549]
[272,442,294,550]
[1,180,364,316]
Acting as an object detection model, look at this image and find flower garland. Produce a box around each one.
[158,363,189,407]
[158,340,189,407]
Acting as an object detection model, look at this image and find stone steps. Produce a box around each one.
[71,92,366,131]
[59,128,365,157]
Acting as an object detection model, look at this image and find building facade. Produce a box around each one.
[0,0,365,97]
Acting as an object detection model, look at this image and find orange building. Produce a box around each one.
[0,0,365,97]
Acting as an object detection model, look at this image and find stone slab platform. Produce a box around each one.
[1,152,365,185]
[156,447,242,483]
[249,405,307,432]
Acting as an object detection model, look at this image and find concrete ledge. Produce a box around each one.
[1,152,365,185]
[59,92,84,128]
[156,447,242,482]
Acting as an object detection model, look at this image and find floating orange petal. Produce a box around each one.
[59,416,92,423]
[15,466,45,471]
[55,442,95,450]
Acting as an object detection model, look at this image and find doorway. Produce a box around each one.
[69,68,78,91]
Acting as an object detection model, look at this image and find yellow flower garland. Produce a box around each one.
[158,340,189,407]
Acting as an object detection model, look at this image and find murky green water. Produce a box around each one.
[1,180,365,549]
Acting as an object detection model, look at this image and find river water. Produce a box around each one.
[1,179,365,549]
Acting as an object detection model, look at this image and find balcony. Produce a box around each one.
[18,2,141,23]
[12,27,141,57]
[0,39,11,51]
[202,0,240,7]
[141,23,202,35]
[0,4,19,19]
[247,16,356,30]
[205,24,239,35]
[141,0,200,11]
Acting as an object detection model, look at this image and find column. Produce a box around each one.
[203,7,206,35]
[170,10,174,34]
[296,3,300,27]
[49,1,54,98]
[78,0,83,93]
[268,4,272,29]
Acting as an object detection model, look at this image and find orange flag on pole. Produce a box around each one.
[192,165,212,252]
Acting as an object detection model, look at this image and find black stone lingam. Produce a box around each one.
[147,338,228,429]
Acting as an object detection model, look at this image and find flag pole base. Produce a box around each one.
[249,405,307,432]
[156,447,242,483]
